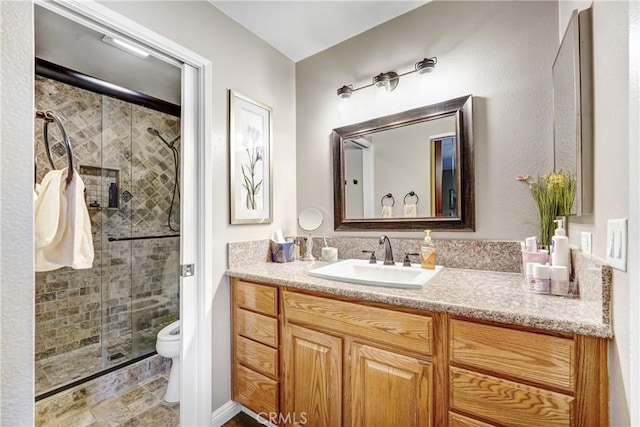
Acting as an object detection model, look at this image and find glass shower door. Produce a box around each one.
[100,96,135,368]
[129,104,180,358]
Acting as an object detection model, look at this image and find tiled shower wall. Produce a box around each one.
[34,76,180,363]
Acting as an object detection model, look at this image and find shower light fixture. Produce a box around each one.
[336,56,437,99]
[101,35,150,59]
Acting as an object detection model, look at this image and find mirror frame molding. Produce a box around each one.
[332,94,474,231]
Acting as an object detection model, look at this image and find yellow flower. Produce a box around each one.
[545,172,568,188]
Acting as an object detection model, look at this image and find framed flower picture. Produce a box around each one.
[229,90,273,224]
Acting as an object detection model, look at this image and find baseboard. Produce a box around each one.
[210,401,241,427]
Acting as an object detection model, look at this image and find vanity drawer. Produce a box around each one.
[450,319,575,390]
[235,280,278,316]
[235,364,279,415]
[236,335,278,379]
[449,412,497,427]
[450,367,573,427]
[283,291,431,355]
[236,308,278,347]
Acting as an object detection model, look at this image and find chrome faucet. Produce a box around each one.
[379,235,395,265]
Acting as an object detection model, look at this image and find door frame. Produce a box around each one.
[34,1,214,425]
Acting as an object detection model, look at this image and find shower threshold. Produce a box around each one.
[35,346,156,401]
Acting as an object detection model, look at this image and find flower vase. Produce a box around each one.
[539,213,555,249]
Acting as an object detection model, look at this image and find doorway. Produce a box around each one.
[33,1,213,425]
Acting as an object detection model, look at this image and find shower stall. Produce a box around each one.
[34,61,181,397]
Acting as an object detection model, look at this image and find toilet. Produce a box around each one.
[156,320,180,402]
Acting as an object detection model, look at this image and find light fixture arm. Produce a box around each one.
[337,56,437,99]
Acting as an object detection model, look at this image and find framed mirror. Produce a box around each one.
[553,8,593,216]
[332,95,474,231]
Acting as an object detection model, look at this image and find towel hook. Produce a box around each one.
[404,191,419,205]
[380,193,395,207]
[35,110,74,185]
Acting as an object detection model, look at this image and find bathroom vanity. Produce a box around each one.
[228,262,610,427]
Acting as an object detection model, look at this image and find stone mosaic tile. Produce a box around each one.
[91,396,133,425]
[140,376,168,401]
[54,409,97,427]
[119,386,160,416]
[35,355,173,427]
[128,402,179,427]
[35,76,180,393]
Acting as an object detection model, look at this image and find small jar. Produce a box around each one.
[531,264,550,294]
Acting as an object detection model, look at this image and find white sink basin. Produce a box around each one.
[308,259,443,289]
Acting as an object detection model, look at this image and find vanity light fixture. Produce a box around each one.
[336,57,437,99]
[101,35,150,59]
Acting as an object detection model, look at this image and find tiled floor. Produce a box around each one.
[36,322,170,396]
[37,373,179,427]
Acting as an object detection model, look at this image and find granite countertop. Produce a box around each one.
[226,261,612,338]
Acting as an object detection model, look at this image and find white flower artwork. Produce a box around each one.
[229,90,272,224]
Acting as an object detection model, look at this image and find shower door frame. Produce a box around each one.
[35,1,214,426]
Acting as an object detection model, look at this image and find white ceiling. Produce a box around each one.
[210,1,429,62]
[35,6,182,105]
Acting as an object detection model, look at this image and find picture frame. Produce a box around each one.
[229,90,273,224]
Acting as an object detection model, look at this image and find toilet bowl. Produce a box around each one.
[156,320,180,402]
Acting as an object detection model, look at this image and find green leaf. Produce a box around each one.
[243,175,252,189]
[254,181,262,195]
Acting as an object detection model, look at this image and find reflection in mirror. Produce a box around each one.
[553,8,593,215]
[343,116,457,219]
[333,95,474,231]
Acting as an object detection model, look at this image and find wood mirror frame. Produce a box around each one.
[332,95,475,231]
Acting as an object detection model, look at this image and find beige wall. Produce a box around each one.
[100,0,297,411]
[0,1,35,425]
[296,1,558,240]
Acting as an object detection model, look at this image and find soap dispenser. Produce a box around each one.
[420,229,436,270]
[551,219,570,268]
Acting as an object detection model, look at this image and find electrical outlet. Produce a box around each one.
[581,231,593,255]
[606,219,627,271]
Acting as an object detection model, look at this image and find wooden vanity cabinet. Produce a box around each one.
[232,280,281,416]
[282,290,435,427]
[448,319,608,427]
[231,278,608,427]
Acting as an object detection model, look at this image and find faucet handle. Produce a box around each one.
[362,250,377,264]
[403,252,420,267]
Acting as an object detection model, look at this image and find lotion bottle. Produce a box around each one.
[420,230,436,270]
[551,219,570,268]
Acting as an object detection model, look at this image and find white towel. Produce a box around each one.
[35,168,94,272]
[403,204,417,217]
[381,205,393,218]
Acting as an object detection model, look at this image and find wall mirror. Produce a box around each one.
[332,95,474,231]
[553,8,593,215]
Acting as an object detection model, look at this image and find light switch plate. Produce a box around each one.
[606,218,627,271]
[581,231,593,255]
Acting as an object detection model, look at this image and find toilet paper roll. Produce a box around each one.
[321,247,338,262]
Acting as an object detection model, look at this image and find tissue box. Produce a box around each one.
[271,241,295,263]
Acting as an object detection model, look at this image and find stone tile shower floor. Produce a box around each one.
[36,373,179,427]
[36,322,167,395]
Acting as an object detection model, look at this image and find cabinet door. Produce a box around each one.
[283,324,342,427]
[350,343,432,427]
